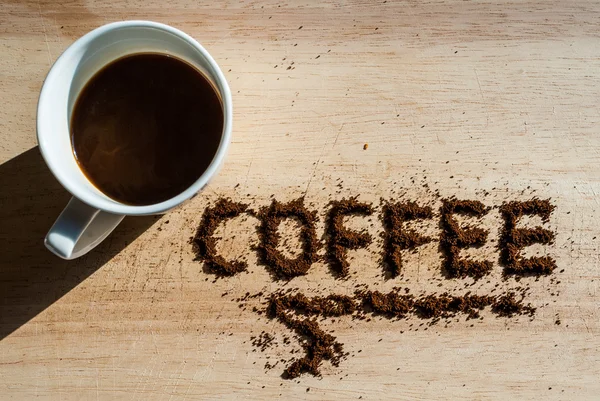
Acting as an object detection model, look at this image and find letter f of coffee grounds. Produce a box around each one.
[382,201,433,278]
[326,198,374,277]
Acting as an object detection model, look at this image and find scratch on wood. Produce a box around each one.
[37,2,52,66]
[242,160,253,192]
[332,123,345,148]
[96,368,100,401]
[303,127,329,197]
[474,68,485,101]
[474,68,490,127]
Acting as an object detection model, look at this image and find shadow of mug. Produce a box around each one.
[0,147,158,340]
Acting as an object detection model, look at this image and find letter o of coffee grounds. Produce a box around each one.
[191,198,248,276]
[382,201,433,278]
[326,198,374,277]
[440,199,493,280]
[499,199,556,276]
[256,198,320,279]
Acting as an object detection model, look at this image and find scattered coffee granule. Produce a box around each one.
[252,332,276,352]
[440,199,493,280]
[491,292,536,317]
[363,143,368,150]
[382,201,433,278]
[236,291,264,303]
[499,199,556,276]
[256,198,320,279]
[191,198,248,276]
[267,293,348,379]
[326,198,374,277]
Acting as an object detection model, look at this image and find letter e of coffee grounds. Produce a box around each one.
[440,199,493,280]
[256,198,320,279]
[191,198,248,276]
[326,198,374,277]
[499,199,556,276]
[382,201,433,278]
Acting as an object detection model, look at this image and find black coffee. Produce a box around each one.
[71,53,223,206]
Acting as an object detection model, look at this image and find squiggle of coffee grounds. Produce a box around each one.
[260,289,535,379]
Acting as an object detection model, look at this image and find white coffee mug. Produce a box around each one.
[37,21,232,260]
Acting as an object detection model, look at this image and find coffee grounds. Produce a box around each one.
[326,198,374,277]
[252,332,275,352]
[191,198,248,276]
[491,292,536,317]
[265,288,537,378]
[499,199,556,276]
[412,293,495,320]
[271,292,356,317]
[267,293,349,379]
[382,201,433,278]
[256,198,320,279]
[357,290,414,318]
[358,290,520,320]
[440,199,493,280]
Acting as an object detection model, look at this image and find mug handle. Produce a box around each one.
[45,197,125,260]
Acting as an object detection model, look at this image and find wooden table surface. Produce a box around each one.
[1,1,600,399]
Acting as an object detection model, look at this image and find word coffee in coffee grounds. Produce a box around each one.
[256,198,320,279]
[192,198,248,276]
[326,198,374,277]
[499,198,557,276]
[381,201,433,278]
[191,196,558,379]
[440,199,493,280]
[194,197,556,280]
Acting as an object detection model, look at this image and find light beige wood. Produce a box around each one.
[1,1,599,399]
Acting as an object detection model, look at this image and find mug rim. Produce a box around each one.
[37,20,232,216]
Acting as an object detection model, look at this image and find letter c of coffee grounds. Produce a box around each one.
[191,198,249,276]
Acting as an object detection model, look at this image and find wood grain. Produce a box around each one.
[1,1,599,399]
